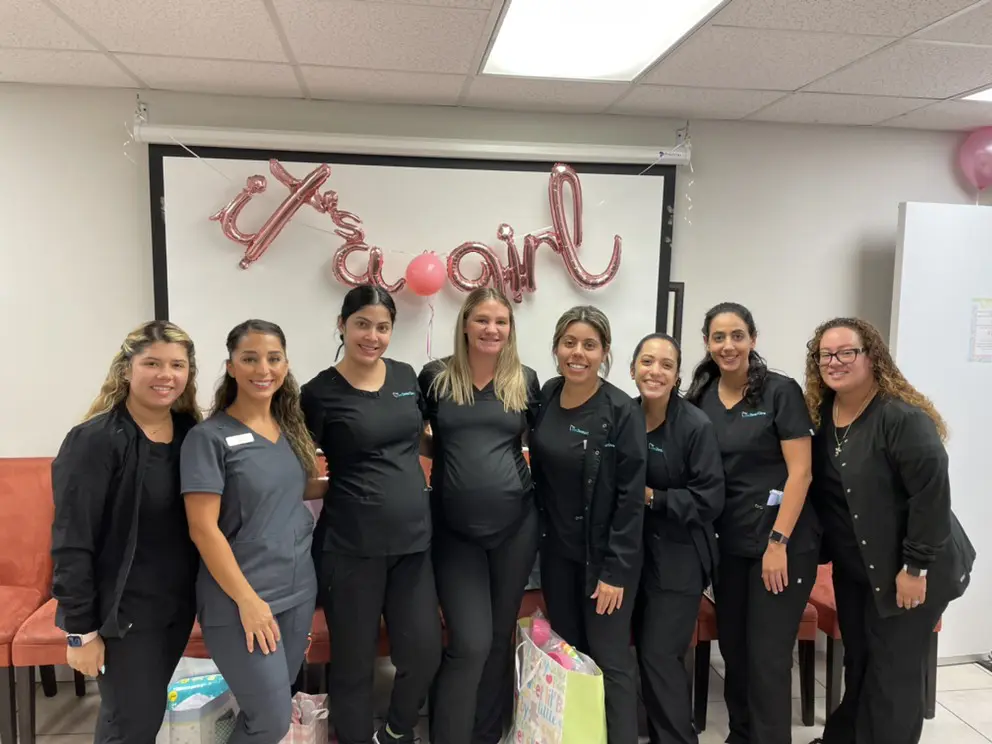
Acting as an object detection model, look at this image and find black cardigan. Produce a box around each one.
[810,394,975,617]
[530,377,647,594]
[50,405,198,637]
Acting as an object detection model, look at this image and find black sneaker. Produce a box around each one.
[371,724,419,744]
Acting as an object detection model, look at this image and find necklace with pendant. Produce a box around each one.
[833,389,875,457]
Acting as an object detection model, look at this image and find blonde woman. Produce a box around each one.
[181,320,324,744]
[529,305,647,744]
[51,320,202,744]
[804,317,975,744]
[419,287,541,744]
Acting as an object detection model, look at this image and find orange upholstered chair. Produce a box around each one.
[0,457,62,744]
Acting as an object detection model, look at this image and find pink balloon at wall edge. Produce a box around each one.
[405,252,447,296]
[958,127,992,191]
[210,159,332,269]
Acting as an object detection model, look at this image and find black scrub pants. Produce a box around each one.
[95,616,194,744]
[634,537,704,744]
[715,549,818,744]
[541,545,640,744]
[820,564,946,744]
[430,504,540,744]
[323,548,442,744]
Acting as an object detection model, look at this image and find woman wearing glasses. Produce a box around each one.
[804,317,975,744]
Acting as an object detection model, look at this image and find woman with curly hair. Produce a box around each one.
[181,319,325,744]
[685,302,818,744]
[804,317,976,744]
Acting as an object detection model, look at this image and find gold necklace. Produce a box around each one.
[832,389,875,457]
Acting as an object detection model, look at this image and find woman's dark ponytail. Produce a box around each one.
[686,357,720,404]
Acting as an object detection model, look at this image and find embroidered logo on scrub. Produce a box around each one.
[569,424,590,436]
[393,391,416,398]
[648,442,664,454]
[741,411,768,418]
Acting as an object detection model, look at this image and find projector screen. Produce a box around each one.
[149,145,675,410]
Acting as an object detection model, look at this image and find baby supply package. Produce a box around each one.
[156,673,238,744]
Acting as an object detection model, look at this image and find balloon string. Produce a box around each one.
[426,302,435,360]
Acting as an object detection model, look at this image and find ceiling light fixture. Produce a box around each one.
[483,0,727,82]
[962,87,992,103]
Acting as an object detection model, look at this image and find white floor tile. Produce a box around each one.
[937,663,992,692]
[920,702,992,743]
[936,688,992,739]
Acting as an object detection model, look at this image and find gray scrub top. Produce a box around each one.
[180,412,318,627]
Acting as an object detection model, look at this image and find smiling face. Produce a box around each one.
[632,337,679,402]
[226,331,288,403]
[340,303,393,365]
[705,312,755,376]
[555,321,607,386]
[818,326,874,395]
[126,341,190,411]
[464,299,511,358]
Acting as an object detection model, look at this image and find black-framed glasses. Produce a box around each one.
[814,348,865,366]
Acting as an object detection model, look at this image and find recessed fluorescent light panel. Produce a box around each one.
[963,87,992,103]
[483,0,726,82]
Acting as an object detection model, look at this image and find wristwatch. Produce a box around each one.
[66,631,99,648]
[768,530,790,546]
[903,564,928,578]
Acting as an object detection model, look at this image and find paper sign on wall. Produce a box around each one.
[968,298,992,363]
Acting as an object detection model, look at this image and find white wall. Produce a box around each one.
[0,83,975,458]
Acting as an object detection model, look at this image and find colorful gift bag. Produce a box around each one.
[280,692,329,744]
[507,616,607,744]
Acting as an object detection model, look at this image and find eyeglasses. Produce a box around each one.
[814,348,865,366]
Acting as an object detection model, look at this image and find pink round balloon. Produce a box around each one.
[405,252,446,296]
[531,617,551,647]
[959,127,992,191]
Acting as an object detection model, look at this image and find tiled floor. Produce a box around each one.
[27,656,992,743]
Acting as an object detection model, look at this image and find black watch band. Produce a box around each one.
[769,530,789,545]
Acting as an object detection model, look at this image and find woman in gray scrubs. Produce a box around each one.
[182,319,328,744]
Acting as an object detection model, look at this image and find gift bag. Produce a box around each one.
[507,614,607,744]
[280,692,329,744]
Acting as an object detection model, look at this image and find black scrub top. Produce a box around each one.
[418,360,541,544]
[119,439,197,628]
[810,398,881,584]
[529,386,605,563]
[697,371,818,558]
[301,358,431,557]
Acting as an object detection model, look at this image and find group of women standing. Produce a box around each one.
[49,284,975,744]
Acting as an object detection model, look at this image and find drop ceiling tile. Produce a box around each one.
[51,0,287,61]
[273,0,489,73]
[348,0,494,6]
[747,92,933,125]
[303,66,465,104]
[0,0,94,50]
[917,1,992,45]
[642,26,894,91]
[881,99,992,130]
[0,49,134,87]
[713,0,978,37]
[463,77,627,114]
[807,40,992,98]
[611,86,785,119]
[117,55,302,97]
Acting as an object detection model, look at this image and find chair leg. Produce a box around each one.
[39,666,57,698]
[15,666,36,744]
[73,670,86,697]
[0,666,16,744]
[693,641,710,733]
[826,636,843,716]
[925,632,938,720]
[798,640,815,726]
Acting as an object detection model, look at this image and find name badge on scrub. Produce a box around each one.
[225,433,254,447]
[767,489,784,507]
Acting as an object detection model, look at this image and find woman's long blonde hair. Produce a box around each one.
[212,319,318,478]
[84,320,202,423]
[803,317,948,440]
[430,287,529,411]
